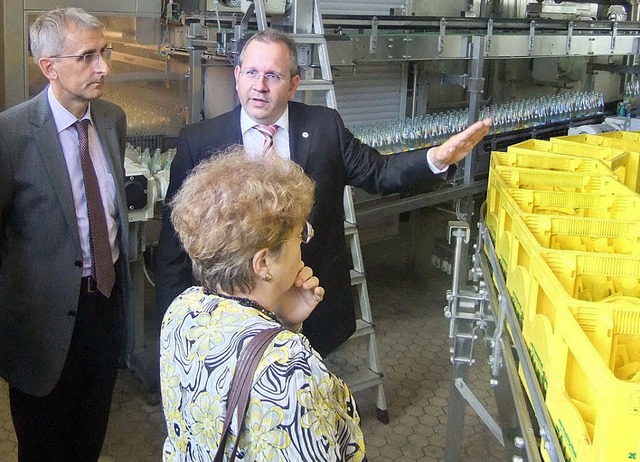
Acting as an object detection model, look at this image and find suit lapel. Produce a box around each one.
[288,102,312,169]
[30,91,81,247]
[228,106,243,144]
[92,103,123,186]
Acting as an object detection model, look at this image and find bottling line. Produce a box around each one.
[1,1,639,460]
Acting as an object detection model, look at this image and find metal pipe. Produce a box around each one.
[560,0,629,3]
[411,63,418,119]
[630,0,640,21]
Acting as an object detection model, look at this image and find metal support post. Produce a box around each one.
[444,221,478,461]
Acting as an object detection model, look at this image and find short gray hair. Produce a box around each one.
[29,7,103,62]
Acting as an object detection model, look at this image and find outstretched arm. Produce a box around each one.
[428,118,492,170]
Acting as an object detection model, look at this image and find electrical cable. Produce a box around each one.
[143,249,156,287]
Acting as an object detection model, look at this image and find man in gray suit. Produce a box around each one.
[0,8,133,461]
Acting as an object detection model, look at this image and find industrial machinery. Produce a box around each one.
[444,217,565,461]
[2,0,640,457]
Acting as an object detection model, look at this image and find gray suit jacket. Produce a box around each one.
[0,89,133,396]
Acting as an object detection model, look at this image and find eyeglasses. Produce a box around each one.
[50,47,112,66]
[240,69,287,83]
[282,221,314,245]
[300,221,314,244]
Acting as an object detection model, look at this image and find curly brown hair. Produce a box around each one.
[170,146,315,294]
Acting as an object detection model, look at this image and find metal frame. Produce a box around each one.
[173,10,640,125]
[443,213,566,462]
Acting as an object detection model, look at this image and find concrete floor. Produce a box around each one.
[0,207,509,461]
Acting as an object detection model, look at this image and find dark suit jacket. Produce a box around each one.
[0,89,133,396]
[155,101,442,355]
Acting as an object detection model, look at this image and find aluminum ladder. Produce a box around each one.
[251,0,389,423]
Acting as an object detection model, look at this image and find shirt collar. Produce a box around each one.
[240,106,289,135]
[47,85,93,134]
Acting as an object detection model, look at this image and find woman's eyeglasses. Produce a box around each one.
[300,221,314,244]
[281,222,314,245]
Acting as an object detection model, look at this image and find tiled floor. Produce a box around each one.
[0,208,508,461]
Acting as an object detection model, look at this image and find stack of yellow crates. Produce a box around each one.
[485,132,640,461]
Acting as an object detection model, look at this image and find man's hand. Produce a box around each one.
[428,118,492,170]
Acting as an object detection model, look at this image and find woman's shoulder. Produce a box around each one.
[258,330,333,379]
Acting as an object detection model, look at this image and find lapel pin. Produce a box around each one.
[302,131,309,138]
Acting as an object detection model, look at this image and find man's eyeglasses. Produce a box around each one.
[50,47,112,66]
[240,69,287,83]
[282,222,314,245]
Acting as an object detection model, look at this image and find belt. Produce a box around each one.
[80,276,99,294]
[80,259,118,296]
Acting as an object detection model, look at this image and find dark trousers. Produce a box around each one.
[9,281,123,462]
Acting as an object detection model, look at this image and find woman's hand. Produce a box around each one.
[275,265,325,331]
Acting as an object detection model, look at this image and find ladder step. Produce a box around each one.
[351,318,374,339]
[342,368,384,393]
[291,34,326,44]
[350,269,366,286]
[343,220,357,235]
[296,79,334,92]
[284,5,387,419]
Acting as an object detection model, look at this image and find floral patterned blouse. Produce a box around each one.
[160,286,366,461]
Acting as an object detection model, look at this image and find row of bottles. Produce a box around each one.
[619,76,640,117]
[125,144,176,174]
[351,91,605,155]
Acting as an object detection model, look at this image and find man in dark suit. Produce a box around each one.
[0,8,133,461]
[155,28,490,356]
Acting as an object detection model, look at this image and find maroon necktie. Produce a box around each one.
[75,119,116,297]
[254,124,278,151]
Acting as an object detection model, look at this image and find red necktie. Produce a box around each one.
[254,124,278,151]
[75,119,116,297]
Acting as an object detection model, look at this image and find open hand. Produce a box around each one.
[428,118,492,170]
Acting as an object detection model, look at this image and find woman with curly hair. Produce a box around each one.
[160,146,366,461]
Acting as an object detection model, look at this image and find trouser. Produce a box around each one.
[9,279,122,462]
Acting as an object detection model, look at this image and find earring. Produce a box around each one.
[262,273,272,282]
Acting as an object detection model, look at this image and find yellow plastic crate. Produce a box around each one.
[545,299,640,462]
[494,166,625,194]
[599,130,640,144]
[509,222,640,306]
[509,139,632,190]
[506,189,640,219]
[510,138,627,162]
[520,214,640,256]
[559,132,640,153]
[485,170,640,272]
[553,134,640,193]
[541,252,640,302]
[490,150,613,176]
[508,138,560,153]
[504,230,640,400]
[505,218,640,329]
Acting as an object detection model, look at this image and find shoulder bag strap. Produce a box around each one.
[213,326,283,462]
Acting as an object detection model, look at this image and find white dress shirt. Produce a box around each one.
[240,108,290,158]
[48,86,119,276]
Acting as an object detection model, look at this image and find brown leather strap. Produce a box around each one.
[214,327,282,462]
